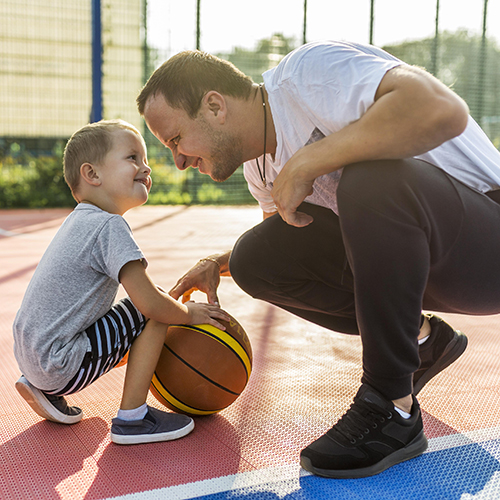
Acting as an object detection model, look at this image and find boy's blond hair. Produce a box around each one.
[63,119,143,197]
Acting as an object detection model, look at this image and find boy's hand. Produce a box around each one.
[185,301,231,331]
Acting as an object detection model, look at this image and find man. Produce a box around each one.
[137,41,500,478]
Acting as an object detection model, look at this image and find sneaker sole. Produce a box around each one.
[414,331,468,396]
[110,419,195,445]
[15,379,82,425]
[300,430,428,479]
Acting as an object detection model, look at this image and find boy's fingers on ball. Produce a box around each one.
[209,319,226,330]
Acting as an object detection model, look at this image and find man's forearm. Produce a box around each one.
[293,65,470,183]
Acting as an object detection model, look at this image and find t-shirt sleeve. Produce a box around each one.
[90,216,147,282]
[286,43,404,133]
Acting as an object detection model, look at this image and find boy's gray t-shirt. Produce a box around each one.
[13,203,146,391]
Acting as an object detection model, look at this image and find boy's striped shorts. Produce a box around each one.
[45,298,146,396]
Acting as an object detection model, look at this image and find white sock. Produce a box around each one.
[418,334,430,345]
[418,316,431,345]
[394,405,411,419]
[117,403,148,421]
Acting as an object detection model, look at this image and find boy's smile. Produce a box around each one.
[96,128,152,215]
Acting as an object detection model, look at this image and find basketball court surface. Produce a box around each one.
[1,205,499,499]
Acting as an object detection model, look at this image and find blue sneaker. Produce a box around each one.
[15,375,83,425]
[110,406,194,445]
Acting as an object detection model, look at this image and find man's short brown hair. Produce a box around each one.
[137,51,254,119]
[63,119,142,197]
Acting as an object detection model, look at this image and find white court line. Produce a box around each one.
[0,228,22,237]
[0,227,47,239]
[105,426,500,500]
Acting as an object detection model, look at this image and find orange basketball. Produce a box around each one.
[150,315,252,416]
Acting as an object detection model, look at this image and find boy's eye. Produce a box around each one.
[128,155,137,161]
[171,136,180,147]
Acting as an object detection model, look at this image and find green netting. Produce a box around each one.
[1,0,499,208]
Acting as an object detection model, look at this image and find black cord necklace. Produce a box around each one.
[255,84,267,187]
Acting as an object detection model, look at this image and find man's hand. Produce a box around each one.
[271,148,315,227]
[169,255,228,305]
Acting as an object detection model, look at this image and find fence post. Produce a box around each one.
[431,0,440,77]
[477,0,489,127]
[196,0,201,50]
[90,0,103,123]
[303,0,307,45]
[369,0,375,45]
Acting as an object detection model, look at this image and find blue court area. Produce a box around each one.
[1,206,499,500]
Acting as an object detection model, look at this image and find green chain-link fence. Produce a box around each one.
[1,0,498,208]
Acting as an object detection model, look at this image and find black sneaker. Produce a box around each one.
[110,406,194,445]
[414,314,468,395]
[15,375,83,424]
[300,384,428,478]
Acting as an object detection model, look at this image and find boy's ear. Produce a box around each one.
[202,91,226,123]
[80,163,102,187]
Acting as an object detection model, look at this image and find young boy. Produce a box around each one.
[13,119,230,445]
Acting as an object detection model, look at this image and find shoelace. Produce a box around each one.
[329,397,393,444]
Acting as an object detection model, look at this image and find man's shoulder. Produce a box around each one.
[272,40,399,74]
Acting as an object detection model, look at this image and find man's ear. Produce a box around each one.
[80,163,102,186]
[202,91,226,123]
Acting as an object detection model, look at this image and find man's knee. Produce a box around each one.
[229,228,266,298]
[339,159,422,208]
[338,158,463,246]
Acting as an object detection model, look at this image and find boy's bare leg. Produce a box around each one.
[110,319,194,445]
[120,319,168,410]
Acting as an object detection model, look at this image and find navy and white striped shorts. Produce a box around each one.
[45,298,146,396]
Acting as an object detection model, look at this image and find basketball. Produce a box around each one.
[150,315,252,416]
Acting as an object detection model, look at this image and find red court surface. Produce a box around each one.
[1,205,500,499]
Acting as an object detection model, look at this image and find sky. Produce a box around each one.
[147,0,499,62]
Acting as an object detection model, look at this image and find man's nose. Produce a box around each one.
[173,151,197,171]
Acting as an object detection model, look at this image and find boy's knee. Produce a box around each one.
[143,319,169,334]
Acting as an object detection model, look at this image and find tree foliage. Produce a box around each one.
[218,33,297,84]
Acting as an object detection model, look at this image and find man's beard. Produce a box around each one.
[198,115,244,182]
[210,135,244,182]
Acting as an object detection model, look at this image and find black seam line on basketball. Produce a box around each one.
[153,377,227,413]
[163,344,240,396]
[153,376,227,412]
[169,324,250,378]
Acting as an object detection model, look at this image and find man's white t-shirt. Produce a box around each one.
[244,40,500,214]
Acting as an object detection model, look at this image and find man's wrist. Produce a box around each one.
[199,251,231,275]
[199,257,221,270]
